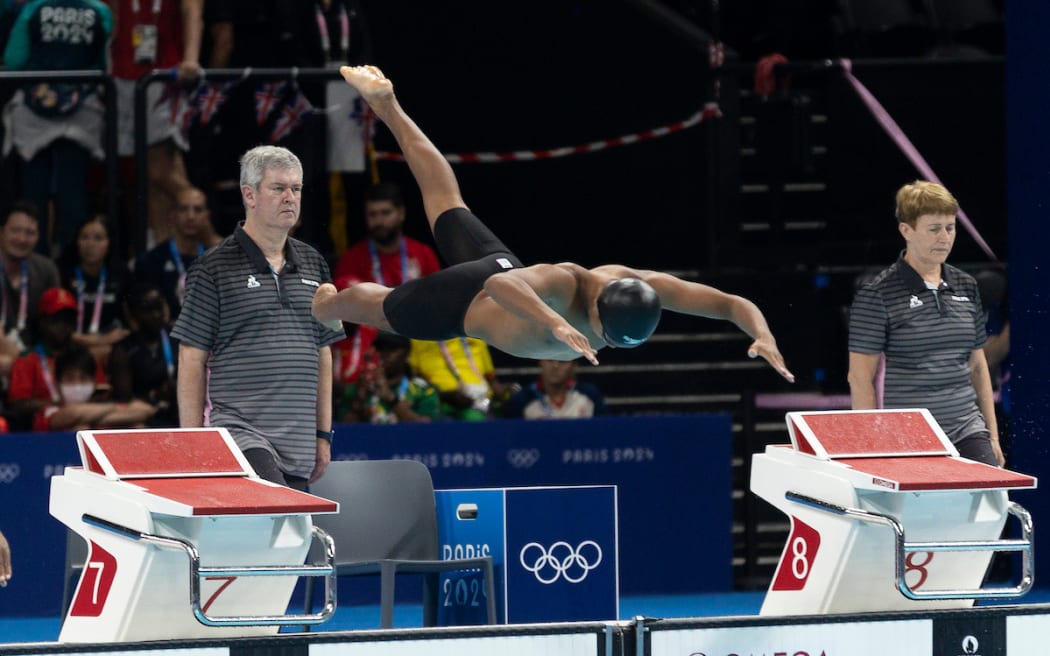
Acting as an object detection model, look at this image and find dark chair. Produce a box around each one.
[304,459,497,628]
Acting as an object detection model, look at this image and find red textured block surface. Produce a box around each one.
[134,477,338,515]
[89,431,245,476]
[800,411,947,456]
[838,456,1036,491]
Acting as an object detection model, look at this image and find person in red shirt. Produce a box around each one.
[333,182,441,289]
[330,182,441,409]
[6,287,107,430]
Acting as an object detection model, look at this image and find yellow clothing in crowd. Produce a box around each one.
[409,337,495,393]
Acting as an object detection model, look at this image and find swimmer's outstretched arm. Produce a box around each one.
[641,271,795,382]
[340,65,465,233]
[483,266,599,365]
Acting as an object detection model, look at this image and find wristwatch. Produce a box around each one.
[316,429,334,443]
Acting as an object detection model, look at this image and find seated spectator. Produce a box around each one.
[502,359,607,420]
[6,287,105,429]
[35,345,156,431]
[133,186,220,321]
[342,332,440,424]
[108,283,178,427]
[408,337,514,420]
[57,215,131,363]
[0,200,60,365]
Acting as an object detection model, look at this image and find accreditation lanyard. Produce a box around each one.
[368,239,408,286]
[439,338,483,383]
[169,239,204,303]
[159,327,175,379]
[35,345,60,403]
[74,266,106,335]
[314,2,350,63]
[0,260,27,331]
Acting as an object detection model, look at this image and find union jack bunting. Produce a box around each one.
[269,88,314,143]
[255,81,288,126]
[196,80,238,126]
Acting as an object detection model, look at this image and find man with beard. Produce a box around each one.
[134,186,221,321]
[328,181,441,403]
[332,181,441,290]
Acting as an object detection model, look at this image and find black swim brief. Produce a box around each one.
[382,208,524,340]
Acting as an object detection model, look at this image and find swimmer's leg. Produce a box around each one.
[313,282,395,331]
[340,65,465,237]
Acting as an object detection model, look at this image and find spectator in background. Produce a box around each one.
[108,0,203,246]
[848,181,1002,466]
[134,186,218,321]
[1,0,113,256]
[0,201,60,359]
[503,359,606,420]
[35,344,156,430]
[57,215,131,363]
[109,282,178,427]
[341,331,440,424]
[409,337,514,421]
[6,287,106,430]
[333,182,441,290]
[331,182,441,392]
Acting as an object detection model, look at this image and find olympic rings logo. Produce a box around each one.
[506,448,540,469]
[519,540,603,584]
[0,463,19,484]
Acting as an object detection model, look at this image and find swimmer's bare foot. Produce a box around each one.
[340,65,395,106]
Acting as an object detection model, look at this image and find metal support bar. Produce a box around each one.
[81,513,337,627]
[785,491,1034,601]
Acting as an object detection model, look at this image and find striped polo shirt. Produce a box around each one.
[848,253,988,442]
[172,224,344,478]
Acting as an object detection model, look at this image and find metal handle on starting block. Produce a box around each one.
[784,492,1034,601]
[81,514,337,627]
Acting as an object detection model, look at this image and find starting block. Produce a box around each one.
[750,409,1036,615]
[49,428,339,642]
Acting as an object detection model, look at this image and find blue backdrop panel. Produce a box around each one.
[333,415,733,598]
[0,433,81,618]
[436,486,618,625]
[504,486,618,624]
[435,488,506,624]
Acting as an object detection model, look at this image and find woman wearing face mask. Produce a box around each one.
[34,345,156,431]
